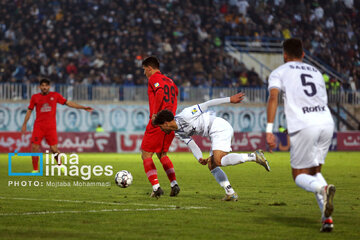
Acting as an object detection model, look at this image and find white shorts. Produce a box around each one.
[209,117,233,153]
[289,123,334,169]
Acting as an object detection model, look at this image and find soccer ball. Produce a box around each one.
[115,170,133,188]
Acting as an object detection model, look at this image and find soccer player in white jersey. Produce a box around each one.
[266,38,336,232]
[153,92,270,201]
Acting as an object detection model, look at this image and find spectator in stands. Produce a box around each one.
[239,71,249,87]
[66,61,78,75]
[0,0,358,90]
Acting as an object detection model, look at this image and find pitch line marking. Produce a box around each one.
[0,196,209,214]
[0,196,178,208]
[0,207,208,216]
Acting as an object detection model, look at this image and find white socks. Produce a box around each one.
[170,180,178,187]
[152,183,160,191]
[214,153,256,195]
[220,153,256,166]
[211,167,235,195]
[295,174,323,194]
[315,173,327,186]
[315,173,328,214]
[295,173,330,217]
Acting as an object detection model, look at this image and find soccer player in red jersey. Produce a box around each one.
[21,78,93,172]
[141,56,180,198]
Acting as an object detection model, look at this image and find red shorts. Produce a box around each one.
[31,124,58,146]
[141,122,175,153]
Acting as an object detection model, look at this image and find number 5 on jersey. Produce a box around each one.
[301,74,317,97]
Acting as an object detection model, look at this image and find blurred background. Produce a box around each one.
[0,0,359,153]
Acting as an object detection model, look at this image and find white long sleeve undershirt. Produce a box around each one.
[187,139,203,161]
[198,97,230,112]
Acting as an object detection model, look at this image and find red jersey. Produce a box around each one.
[147,71,178,117]
[28,92,67,127]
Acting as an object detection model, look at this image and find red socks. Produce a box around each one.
[143,156,177,186]
[143,158,159,186]
[32,156,39,171]
[160,156,176,182]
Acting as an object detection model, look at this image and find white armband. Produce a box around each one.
[266,123,274,133]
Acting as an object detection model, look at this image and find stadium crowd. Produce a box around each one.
[0,0,359,90]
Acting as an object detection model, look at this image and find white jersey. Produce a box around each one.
[268,61,334,133]
[174,97,230,144]
[175,104,216,143]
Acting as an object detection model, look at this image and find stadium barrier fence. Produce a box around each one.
[0,83,359,105]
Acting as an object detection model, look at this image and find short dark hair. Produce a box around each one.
[39,78,50,85]
[153,109,174,125]
[142,56,160,69]
[283,38,303,59]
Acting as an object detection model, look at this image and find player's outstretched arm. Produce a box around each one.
[21,109,32,133]
[198,92,245,111]
[266,88,279,153]
[66,101,93,112]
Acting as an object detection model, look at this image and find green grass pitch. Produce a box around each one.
[0,152,359,240]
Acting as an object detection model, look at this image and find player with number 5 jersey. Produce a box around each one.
[140,56,180,198]
[267,54,333,133]
[266,38,335,232]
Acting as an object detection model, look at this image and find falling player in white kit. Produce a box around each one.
[266,38,336,232]
[153,92,270,201]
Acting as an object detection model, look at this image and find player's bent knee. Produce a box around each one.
[213,151,227,166]
[141,150,154,160]
[156,152,167,160]
[32,144,40,152]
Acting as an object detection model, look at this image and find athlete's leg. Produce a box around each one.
[292,167,323,193]
[49,144,61,165]
[31,127,44,172]
[291,126,327,196]
[31,143,40,171]
[293,167,335,218]
[220,152,256,166]
[156,151,179,197]
[49,144,66,174]
[207,150,236,200]
[315,125,336,224]
[208,150,227,170]
[141,123,168,197]
[142,150,161,191]
[207,118,237,200]
[291,125,335,232]
[156,152,177,186]
[220,150,270,171]
[313,165,326,212]
[46,128,61,165]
